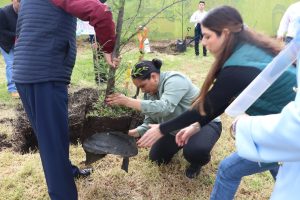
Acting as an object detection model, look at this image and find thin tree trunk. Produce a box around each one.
[105,0,125,96]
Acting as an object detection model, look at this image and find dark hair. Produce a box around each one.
[131,59,162,80]
[192,5,283,114]
[199,1,205,4]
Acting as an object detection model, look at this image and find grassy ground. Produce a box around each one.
[0,41,274,200]
[0,0,10,7]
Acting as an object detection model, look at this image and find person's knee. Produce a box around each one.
[183,146,211,165]
[217,158,240,181]
[149,149,171,165]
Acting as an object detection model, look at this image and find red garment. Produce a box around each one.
[51,0,116,53]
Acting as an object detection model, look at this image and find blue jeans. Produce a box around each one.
[0,47,17,93]
[210,152,278,200]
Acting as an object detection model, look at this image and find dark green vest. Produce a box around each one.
[223,43,297,115]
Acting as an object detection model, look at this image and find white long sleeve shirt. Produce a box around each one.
[235,57,300,199]
[277,2,300,38]
[190,10,207,27]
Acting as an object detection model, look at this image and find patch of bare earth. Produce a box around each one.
[3,87,142,157]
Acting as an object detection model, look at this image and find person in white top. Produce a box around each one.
[277,1,300,44]
[190,1,207,56]
[233,18,300,199]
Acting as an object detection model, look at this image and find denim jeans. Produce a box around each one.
[0,46,17,93]
[210,152,279,200]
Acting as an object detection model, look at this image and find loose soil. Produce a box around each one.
[0,134,12,151]
[0,87,142,154]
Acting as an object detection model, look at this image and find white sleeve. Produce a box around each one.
[235,101,300,162]
[277,7,291,37]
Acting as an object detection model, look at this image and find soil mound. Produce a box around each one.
[0,134,12,151]
[10,87,143,154]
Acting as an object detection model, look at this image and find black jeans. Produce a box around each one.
[194,23,207,56]
[149,121,222,166]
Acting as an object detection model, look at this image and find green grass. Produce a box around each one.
[0,0,10,7]
[0,40,274,200]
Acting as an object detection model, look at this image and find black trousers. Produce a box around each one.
[149,121,222,167]
[194,23,207,56]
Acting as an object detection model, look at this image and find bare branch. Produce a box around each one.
[105,0,126,96]
[122,0,142,38]
[119,0,186,53]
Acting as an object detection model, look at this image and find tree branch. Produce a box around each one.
[119,0,186,53]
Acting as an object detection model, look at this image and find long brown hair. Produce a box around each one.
[192,5,283,115]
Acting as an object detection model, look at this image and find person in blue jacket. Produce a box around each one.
[13,0,116,199]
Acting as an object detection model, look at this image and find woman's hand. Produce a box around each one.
[137,124,163,148]
[128,129,140,138]
[230,113,249,139]
[106,93,129,106]
[176,123,200,147]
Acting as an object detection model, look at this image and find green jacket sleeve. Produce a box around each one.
[140,75,189,118]
[136,114,156,136]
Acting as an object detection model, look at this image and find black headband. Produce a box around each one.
[131,61,160,79]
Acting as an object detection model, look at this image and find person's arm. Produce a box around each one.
[108,75,191,116]
[277,6,290,39]
[135,114,156,136]
[235,100,300,162]
[106,93,142,110]
[159,66,261,135]
[0,11,15,50]
[51,0,115,53]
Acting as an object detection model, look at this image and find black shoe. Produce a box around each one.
[75,167,93,179]
[185,164,201,179]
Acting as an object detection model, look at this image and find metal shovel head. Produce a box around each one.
[83,131,138,157]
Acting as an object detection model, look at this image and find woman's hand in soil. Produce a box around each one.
[137,124,163,148]
[128,129,140,138]
[176,123,200,147]
[106,93,129,106]
[106,94,142,111]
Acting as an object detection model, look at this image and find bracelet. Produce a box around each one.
[230,120,238,140]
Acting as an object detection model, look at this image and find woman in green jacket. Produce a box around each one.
[107,58,222,178]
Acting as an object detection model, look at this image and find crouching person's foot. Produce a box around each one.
[185,164,201,179]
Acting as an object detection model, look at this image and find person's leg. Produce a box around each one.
[202,45,207,57]
[183,121,222,178]
[16,82,77,200]
[0,47,17,93]
[210,152,279,200]
[199,25,207,56]
[269,167,278,180]
[149,134,181,165]
[194,24,200,56]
